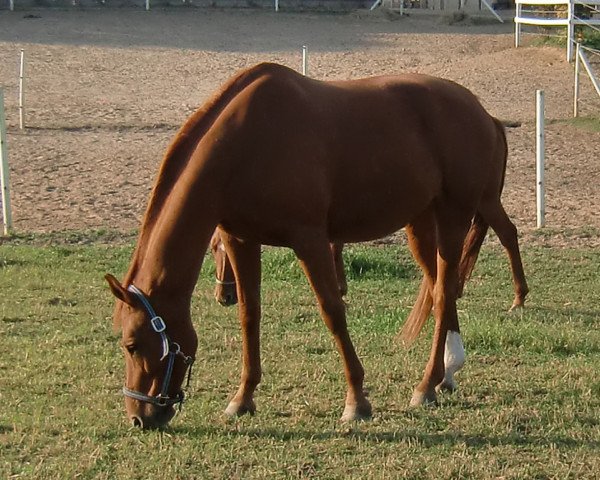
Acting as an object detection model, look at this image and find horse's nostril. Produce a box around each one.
[131,416,144,428]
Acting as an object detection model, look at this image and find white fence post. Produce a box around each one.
[515,1,522,48]
[567,0,574,62]
[0,89,13,236]
[10,0,14,11]
[19,50,25,130]
[536,90,545,229]
[302,46,308,76]
[275,0,279,11]
[574,42,581,117]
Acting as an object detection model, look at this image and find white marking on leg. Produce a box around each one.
[443,330,466,390]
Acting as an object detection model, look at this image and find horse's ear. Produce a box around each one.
[105,274,135,306]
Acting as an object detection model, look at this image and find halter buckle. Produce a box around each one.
[150,316,166,333]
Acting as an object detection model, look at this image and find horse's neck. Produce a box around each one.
[128,193,217,300]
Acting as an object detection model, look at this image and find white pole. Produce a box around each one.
[19,50,25,130]
[146,0,150,11]
[10,0,14,11]
[567,0,574,62]
[515,2,521,48]
[536,90,545,229]
[574,42,581,117]
[302,46,307,76]
[0,89,13,236]
[275,0,279,11]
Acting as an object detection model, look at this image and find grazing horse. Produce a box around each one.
[106,63,528,429]
[210,228,347,306]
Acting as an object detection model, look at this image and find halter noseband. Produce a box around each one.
[122,285,194,408]
[214,241,236,287]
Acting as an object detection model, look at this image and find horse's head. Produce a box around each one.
[105,274,197,429]
[210,230,238,306]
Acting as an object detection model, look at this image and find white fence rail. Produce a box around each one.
[574,42,600,115]
[515,0,600,61]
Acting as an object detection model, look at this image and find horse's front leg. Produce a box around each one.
[219,234,262,417]
[294,234,372,422]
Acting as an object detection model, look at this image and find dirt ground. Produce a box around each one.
[0,7,598,246]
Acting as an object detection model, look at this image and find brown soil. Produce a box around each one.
[0,8,598,246]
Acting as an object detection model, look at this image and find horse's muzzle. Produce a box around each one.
[217,292,238,306]
[129,407,176,429]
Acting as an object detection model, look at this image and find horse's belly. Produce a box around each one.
[328,179,436,242]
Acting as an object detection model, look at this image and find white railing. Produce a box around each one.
[515,0,600,61]
[574,42,600,115]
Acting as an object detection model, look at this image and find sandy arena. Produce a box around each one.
[0,7,598,246]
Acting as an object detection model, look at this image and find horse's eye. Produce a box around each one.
[122,343,137,354]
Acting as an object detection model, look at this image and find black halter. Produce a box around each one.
[122,285,194,408]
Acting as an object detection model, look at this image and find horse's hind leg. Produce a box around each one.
[294,234,371,421]
[411,205,470,406]
[401,208,465,395]
[479,200,529,310]
[219,233,263,417]
[331,242,347,297]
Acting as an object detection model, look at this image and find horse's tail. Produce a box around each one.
[458,117,507,295]
[398,277,433,346]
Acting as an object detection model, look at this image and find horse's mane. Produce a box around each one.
[122,63,284,287]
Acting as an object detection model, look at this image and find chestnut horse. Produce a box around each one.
[210,228,347,305]
[106,63,528,429]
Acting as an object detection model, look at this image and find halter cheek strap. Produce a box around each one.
[122,285,194,408]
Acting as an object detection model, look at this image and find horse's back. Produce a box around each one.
[197,64,503,243]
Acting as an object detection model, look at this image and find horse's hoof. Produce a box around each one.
[224,399,256,417]
[410,389,438,407]
[436,379,457,394]
[340,400,372,422]
[508,302,525,313]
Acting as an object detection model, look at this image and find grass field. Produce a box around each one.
[1,233,599,479]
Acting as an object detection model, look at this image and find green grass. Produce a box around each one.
[563,116,600,133]
[532,26,600,50]
[1,237,600,479]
